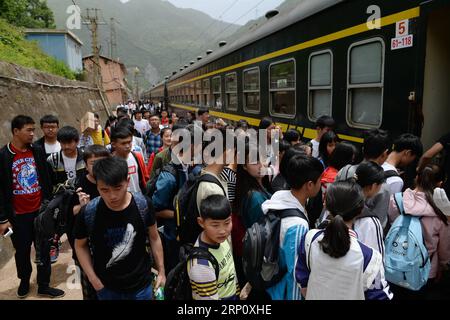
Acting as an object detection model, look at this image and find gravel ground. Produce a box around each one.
[0,234,82,300]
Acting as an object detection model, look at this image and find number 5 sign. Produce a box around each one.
[396,20,409,38]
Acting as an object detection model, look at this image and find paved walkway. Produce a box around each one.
[0,235,82,300]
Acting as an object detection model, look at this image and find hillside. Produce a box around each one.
[0,18,75,79]
[47,0,240,89]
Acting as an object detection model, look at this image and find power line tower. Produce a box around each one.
[83,8,106,86]
[82,8,111,116]
[110,17,118,61]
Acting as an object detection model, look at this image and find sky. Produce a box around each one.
[121,0,285,25]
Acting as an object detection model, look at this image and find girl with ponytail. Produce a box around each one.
[295,181,392,300]
[388,164,450,293]
[351,161,387,255]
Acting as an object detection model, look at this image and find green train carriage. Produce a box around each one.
[147,0,450,148]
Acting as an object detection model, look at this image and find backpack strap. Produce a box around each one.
[394,192,405,216]
[131,192,149,227]
[188,247,220,280]
[84,196,101,237]
[51,152,60,170]
[278,208,308,222]
[384,170,400,179]
[304,229,323,271]
[197,174,226,195]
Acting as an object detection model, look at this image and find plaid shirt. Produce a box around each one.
[145,130,162,157]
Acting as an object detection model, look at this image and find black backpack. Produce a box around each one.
[173,173,225,245]
[242,208,307,290]
[34,181,76,264]
[145,163,178,199]
[165,243,219,300]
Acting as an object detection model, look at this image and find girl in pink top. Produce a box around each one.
[388,164,450,296]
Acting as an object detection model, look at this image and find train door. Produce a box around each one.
[421,4,450,149]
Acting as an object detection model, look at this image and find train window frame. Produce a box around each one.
[307,49,333,122]
[212,76,222,110]
[225,72,238,111]
[242,66,261,114]
[268,58,297,119]
[202,78,210,107]
[346,37,385,129]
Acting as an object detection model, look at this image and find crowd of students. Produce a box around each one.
[0,108,449,301]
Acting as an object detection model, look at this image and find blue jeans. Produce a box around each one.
[97,284,153,300]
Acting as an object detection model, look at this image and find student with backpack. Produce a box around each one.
[382,133,423,195]
[151,125,202,273]
[177,128,230,245]
[234,142,272,229]
[46,126,86,263]
[47,126,86,186]
[0,115,64,299]
[296,181,392,300]
[350,161,386,254]
[232,142,272,288]
[336,129,392,230]
[184,195,239,300]
[111,126,149,194]
[74,157,165,300]
[248,154,323,300]
[386,164,450,299]
[71,145,111,300]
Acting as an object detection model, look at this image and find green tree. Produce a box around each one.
[0,0,55,29]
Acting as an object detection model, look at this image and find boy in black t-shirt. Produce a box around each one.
[74,157,165,300]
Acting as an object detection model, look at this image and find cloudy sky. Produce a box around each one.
[165,0,284,25]
[120,0,285,25]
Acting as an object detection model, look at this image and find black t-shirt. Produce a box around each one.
[74,194,156,293]
[75,174,100,200]
[438,132,450,194]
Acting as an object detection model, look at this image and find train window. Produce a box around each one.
[243,67,260,114]
[203,78,210,107]
[347,38,384,128]
[212,76,222,109]
[269,59,296,118]
[225,72,238,111]
[195,81,201,106]
[308,50,333,121]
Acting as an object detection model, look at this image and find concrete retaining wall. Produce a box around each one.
[0,61,109,145]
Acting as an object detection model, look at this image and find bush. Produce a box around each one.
[0,18,76,79]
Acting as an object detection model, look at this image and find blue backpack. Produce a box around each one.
[384,193,431,291]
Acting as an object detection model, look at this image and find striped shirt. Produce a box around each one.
[220,167,236,204]
[187,236,240,300]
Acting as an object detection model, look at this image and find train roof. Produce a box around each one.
[163,0,343,84]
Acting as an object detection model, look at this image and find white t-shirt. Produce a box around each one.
[126,153,141,194]
[44,141,61,155]
[382,162,403,195]
[311,139,320,158]
[134,119,150,136]
[62,153,77,182]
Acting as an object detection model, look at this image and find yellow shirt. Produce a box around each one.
[90,126,110,146]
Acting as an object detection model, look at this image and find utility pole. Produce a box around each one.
[83,8,111,116]
[133,67,140,102]
[110,17,118,61]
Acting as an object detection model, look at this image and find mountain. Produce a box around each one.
[46,0,240,90]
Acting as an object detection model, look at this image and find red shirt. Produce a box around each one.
[11,144,42,214]
[161,117,169,126]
